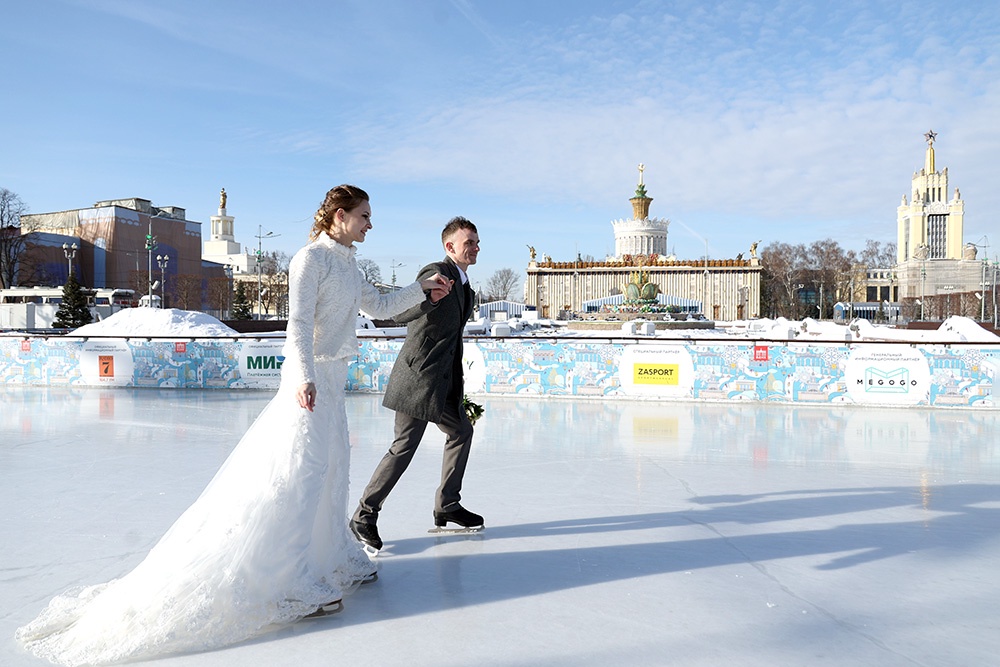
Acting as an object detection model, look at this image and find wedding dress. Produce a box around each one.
[17,236,425,665]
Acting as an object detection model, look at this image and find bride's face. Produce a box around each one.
[334,202,372,245]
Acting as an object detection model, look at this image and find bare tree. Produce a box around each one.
[484,268,520,302]
[760,242,807,318]
[207,276,232,318]
[129,269,154,301]
[860,239,897,268]
[259,251,291,316]
[805,239,856,319]
[173,274,203,310]
[357,258,382,286]
[0,188,30,288]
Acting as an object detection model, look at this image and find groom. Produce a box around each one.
[351,216,483,551]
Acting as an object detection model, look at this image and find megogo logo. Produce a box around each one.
[633,363,679,385]
[859,367,914,393]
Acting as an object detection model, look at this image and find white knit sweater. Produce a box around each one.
[283,234,425,385]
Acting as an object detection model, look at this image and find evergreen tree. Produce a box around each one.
[52,274,94,329]
[231,280,253,320]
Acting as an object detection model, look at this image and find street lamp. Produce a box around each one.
[920,261,926,320]
[62,243,77,281]
[223,264,234,319]
[390,260,405,288]
[156,254,169,308]
[255,226,280,319]
[145,218,157,306]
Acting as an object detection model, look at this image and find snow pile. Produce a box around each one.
[58,307,1000,343]
[71,308,239,337]
[773,315,1000,343]
[937,316,1000,342]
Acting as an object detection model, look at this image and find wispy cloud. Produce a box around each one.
[448,0,503,47]
[346,0,1000,249]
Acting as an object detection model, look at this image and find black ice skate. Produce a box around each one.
[429,506,485,535]
[351,520,383,556]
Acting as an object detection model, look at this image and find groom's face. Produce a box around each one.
[444,228,480,270]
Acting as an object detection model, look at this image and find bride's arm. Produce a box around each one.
[285,246,321,407]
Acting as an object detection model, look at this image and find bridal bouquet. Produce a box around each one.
[463,395,485,426]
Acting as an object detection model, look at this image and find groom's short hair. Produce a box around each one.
[441,216,477,243]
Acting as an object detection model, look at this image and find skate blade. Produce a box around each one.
[428,525,485,535]
[302,601,343,619]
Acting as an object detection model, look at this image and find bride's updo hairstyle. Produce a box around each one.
[310,184,370,241]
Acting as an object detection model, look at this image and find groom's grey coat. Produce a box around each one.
[382,257,474,423]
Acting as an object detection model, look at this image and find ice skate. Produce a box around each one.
[429,506,485,535]
[351,520,383,556]
[301,599,343,619]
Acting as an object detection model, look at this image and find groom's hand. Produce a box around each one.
[421,272,453,304]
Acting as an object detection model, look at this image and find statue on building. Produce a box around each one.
[220,188,227,209]
[750,240,760,259]
[527,245,536,260]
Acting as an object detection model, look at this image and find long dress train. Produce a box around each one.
[16,359,372,665]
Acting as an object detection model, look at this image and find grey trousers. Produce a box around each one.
[353,401,474,524]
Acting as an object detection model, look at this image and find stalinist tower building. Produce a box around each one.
[611,164,670,257]
[893,132,988,321]
[896,130,966,262]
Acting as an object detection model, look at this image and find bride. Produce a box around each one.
[16,185,451,665]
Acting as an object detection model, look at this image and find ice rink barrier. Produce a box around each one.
[1,334,998,407]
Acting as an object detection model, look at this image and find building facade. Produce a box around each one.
[889,131,995,322]
[20,196,228,311]
[202,188,258,275]
[524,167,762,321]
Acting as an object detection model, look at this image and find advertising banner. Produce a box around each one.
[619,344,694,398]
[843,344,931,406]
[79,340,134,387]
[236,341,286,388]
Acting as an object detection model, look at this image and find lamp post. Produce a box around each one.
[981,259,988,322]
[942,284,956,318]
[276,271,288,318]
[156,254,169,308]
[62,243,77,280]
[993,260,999,328]
[255,226,280,319]
[888,272,895,323]
[390,260,405,288]
[145,218,157,306]
[920,261,926,320]
[704,238,711,319]
[223,264,234,319]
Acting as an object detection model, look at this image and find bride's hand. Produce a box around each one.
[296,382,316,411]
[421,272,453,303]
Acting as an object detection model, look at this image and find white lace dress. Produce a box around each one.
[16,236,426,666]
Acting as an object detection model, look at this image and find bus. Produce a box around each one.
[0,286,138,307]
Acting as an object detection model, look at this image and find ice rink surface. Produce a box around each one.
[3,385,999,667]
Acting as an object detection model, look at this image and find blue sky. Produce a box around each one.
[3,0,999,290]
